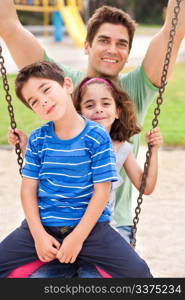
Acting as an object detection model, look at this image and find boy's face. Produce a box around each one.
[85,23,130,79]
[21,77,73,121]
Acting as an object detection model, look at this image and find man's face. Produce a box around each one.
[85,23,130,79]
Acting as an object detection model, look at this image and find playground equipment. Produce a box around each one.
[14,0,87,47]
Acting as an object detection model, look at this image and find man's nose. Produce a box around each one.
[107,42,117,54]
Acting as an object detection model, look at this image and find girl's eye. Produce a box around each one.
[86,104,94,109]
[103,102,111,106]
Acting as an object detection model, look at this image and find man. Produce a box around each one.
[1,0,185,278]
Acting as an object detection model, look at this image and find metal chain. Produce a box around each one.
[130,0,182,248]
[0,45,23,175]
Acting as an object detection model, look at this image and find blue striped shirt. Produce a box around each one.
[22,118,118,226]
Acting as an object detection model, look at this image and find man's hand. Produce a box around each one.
[56,232,83,264]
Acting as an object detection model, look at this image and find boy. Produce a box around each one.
[0,61,151,278]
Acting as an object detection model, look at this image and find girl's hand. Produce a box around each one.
[146,128,163,150]
[56,232,83,264]
[34,231,61,262]
[8,128,28,155]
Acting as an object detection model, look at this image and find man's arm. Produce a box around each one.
[143,0,185,87]
[0,0,44,68]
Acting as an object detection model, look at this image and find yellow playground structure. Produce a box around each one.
[14,0,87,47]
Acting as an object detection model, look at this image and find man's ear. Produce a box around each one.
[64,77,74,94]
[84,40,90,55]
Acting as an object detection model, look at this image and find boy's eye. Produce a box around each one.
[31,99,38,107]
[44,87,50,93]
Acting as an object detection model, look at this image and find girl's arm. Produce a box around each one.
[124,128,163,195]
[56,181,111,263]
[21,177,60,261]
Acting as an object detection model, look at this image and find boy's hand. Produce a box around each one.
[56,232,83,264]
[34,231,60,262]
[146,128,163,150]
[8,128,28,155]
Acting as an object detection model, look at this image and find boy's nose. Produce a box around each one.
[42,99,48,106]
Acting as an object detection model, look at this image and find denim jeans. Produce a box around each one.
[30,226,133,278]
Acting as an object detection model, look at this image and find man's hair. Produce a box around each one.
[73,77,141,142]
[86,5,136,51]
[15,61,65,109]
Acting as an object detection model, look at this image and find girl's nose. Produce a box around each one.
[96,105,103,113]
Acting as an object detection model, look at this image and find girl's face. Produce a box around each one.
[80,83,119,132]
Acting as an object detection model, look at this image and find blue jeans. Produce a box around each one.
[30,226,133,278]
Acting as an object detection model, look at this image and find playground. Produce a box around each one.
[0,0,185,278]
[14,0,86,46]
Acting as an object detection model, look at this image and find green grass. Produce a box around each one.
[1,63,185,146]
[140,62,185,146]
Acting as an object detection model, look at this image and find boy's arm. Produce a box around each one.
[143,0,185,87]
[21,177,60,261]
[0,0,44,68]
[56,181,111,263]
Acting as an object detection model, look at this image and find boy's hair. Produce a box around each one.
[15,61,65,109]
[86,5,136,52]
[73,77,141,143]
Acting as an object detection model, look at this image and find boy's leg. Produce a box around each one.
[0,220,79,278]
[78,222,152,278]
[29,260,78,278]
[0,219,39,277]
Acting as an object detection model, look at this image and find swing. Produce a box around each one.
[0,0,182,248]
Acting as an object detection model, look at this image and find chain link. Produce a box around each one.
[0,45,23,175]
[130,0,182,248]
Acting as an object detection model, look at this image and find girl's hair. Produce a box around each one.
[15,61,65,109]
[73,77,141,142]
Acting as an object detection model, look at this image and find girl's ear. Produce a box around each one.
[64,77,74,94]
[115,108,120,119]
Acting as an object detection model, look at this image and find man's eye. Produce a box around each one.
[99,39,108,44]
[119,42,128,48]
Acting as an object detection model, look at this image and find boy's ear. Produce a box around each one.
[64,77,74,94]
[84,41,90,55]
